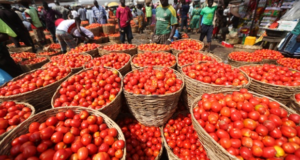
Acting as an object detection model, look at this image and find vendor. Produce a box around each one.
[278,21,300,58]
[219,12,240,42]
[73,26,94,44]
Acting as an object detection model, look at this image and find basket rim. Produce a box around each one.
[239,64,300,89]
[131,52,176,69]
[176,50,222,67]
[51,66,124,112]
[227,56,263,63]
[0,67,72,99]
[189,89,298,160]
[137,44,171,52]
[170,38,205,51]
[179,61,252,88]
[123,66,184,97]
[99,44,137,52]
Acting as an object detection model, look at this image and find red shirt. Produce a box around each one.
[116,6,132,28]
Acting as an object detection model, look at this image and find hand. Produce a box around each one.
[297,35,300,43]
[119,28,124,32]
[165,40,171,45]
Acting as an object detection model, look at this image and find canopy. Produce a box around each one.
[108,2,119,7]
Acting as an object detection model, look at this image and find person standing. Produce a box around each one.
[42,1,61,43]
[86,5,94,24]
[0,3,36,52]
[190,4,201,33]
[0,18,23,77]
[116,0,133,44]
[78,5,87,21]
[180,0,190,32]
[21,1,46,47]
[92,0,107,24]
[198,0,223,52]
[152,0,178,44]
[52,1,69,19]
[145,2,152,26]
[151,5,156,25]
[136,4,145,34]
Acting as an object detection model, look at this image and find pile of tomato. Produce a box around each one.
[20,57,47,65]
[10,52,36,60]
[44,54,92,69]
[240,64,300,86]
[0,67,71,96]
[229,51,263,62]
[178,49,215,66]
[138,44,170,52]
[0,109,125,160]
[118,117,162,159]
[132,52,176,68]
[81,21,89,25]
[102,44,135,51]
[182,62,248,86]
[0,101,32,136]
[85,23,102,29]
[47,44,61,50]
[277,58,300,71]
[182,33,189,39]
[94,36,101,40]
[193,88,300,160]
[163,113,209,160]
[53,67,121,110]
[170,39,203,51]
[108,34,120,37]
[85,53,130,70]
[124,67,183,95]
[12,57,22,63]
[7,42,25,47]
[37,51,58,56]
[295,94,300,103]
[253,49,284,60]
[67,43,100,54]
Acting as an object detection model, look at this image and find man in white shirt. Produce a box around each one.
[77,5,86,21]
[71,7,79,19]
[86,5,94,24]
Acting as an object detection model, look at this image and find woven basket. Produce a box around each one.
[130,52,176,71]
[0,106,126,160]
[103,25,115,35]
[99,44,138,56]
[289,94,300,114]
[88,27,100,36]
[179,62,251,98]
[19,57,49,72]
[51,67,123,120]
[181,88,196,109]
[109,35,120,43]
[108,19,116,24]
[261,59,278,65]
[190,90,298,160]
[8,46,32,53]
[171,39,205,56]
[0,68,71,113]
[240,64,300,105]
[43,45,61,53]
[132,26,138,33]
[0,101,35,141]
[123,67,184,127]
[85,48,99,58]
[228,57,262,67]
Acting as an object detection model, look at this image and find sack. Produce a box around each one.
[0,69,12,86]
[281,1,300,20]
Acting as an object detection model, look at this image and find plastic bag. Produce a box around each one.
[281,1,300,21]
[0,69,12,86]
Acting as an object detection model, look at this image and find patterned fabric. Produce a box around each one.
[92,6,107,24]
[153,33,170,44]
[56,30,76,52]
[190,8,201,29]
[278,33,300,58]
[43,8,61,29]
[155,5,178,35]
[33,28,45,42]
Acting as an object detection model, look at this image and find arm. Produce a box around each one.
[165,25,177,44]
[24,12,34,24]
[92,8,98,22]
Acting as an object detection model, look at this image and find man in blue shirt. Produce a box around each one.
[180,0,190,32]
[92,0,107,24]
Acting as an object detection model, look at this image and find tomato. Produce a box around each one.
[53,149,70,160]
[81,134,92,146]
[23,145,37,158]
[40,149,55,160]
[77,147,88,160]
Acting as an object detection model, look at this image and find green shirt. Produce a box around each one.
[0,19,16,37]
[155,5,178,35]
[25,8,43,28]
[200,6,217,25]
[146,6,152,17]
[291,21,300,35]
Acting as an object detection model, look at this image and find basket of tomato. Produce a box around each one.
[131,52,176,71]
[0,67,71,113]
[67,43,101,58]
[253,49,284,64]
[51,66,123,120]
[0,101,35,141]
[103,24,116,35]
[277,58,300,71]
[10,52,36,61]
[8,47,32,54]
[85,53,131,76]
[117,116,163,160]
[289,93,300,114]
[98,44,137,56]
[228,51,263,67]
[43,43,61,52]
[0,107,126,160]
[138,44,171,53]
[85,23,102,36]
[239,64,300,105]
[190,88,300,160]
[161,111,209,160]
[170,39,204,56]
[123,66,184,126]
[19,57,49,72]
[108,33,121,43]
[80,20,89,27]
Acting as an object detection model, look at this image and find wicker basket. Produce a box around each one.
[43,45,61,53]
[171,39,205,56]
[88,27,100,36]
[123,67,184,127]
[19,57,49,72]
[228,57,262,67]
[181,88,196,109]
[261,59,278,65]
[179,62,251,98]
[0,101,35,141]
[190,90,298,160]
[85,48,100,58]
[132,26,138,33]
[103,25,115,35]
[8,46,32,53]
[99,44,138,56]
[108,19,116,24]
[0,68,71,113]
[289,94,300,114]
[0,106,126,160]
[51,67,123,120]
[109,35,120,43]
[130,52,176,71]
[240,64,300,105]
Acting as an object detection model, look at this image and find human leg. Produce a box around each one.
[63,32,77,50]
[48,27,57,43]
[56,30,67,52]
[125,25,133,44]
[199,25,207,42]
[206,25,214,52]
